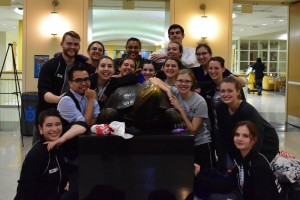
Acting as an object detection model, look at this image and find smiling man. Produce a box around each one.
[34,31,89,144]
[149,24,198,68]
[56,65,99,200]
[114,37,147,74]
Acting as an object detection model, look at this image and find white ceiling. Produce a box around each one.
[0,0,299,46]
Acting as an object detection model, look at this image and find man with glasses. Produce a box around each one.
[57,65,99,200]
[34,31,89,144]
[57,65,99,126]
[114,37,147,74]
[149,24,198,68]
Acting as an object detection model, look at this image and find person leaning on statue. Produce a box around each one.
[47,65,99,200]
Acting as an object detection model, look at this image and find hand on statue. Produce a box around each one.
[169,95,180,110]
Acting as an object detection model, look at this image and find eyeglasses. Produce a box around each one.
[90,47,103,52]
[127,46,140,50]
[195,52,209,56]
[176,79,192,84]
[72,77,90,84]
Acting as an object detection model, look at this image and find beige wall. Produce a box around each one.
[170,0,233,67]
[287,2,300,126]
[22,0,90,92]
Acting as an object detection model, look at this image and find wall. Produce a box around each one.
[22,0,90,92]
[287,2,300,127]
[0,31,18,72]
[170,0,233,67]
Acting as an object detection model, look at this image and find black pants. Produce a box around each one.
[60,163,79,200]
[195,142,216,170]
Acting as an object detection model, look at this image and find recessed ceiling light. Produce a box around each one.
[232,13,237,19]
[279,19,284,22]
[262,24,267,26]
[237,4,242,8]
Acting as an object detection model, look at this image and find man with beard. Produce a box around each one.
[33,31,88,144]
[149,24,198,68]
[113,37,147,74]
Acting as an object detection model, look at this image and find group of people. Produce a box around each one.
[14,24,282,200]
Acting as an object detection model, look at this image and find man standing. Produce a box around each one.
[251,57,265,95]
[149,24,198,68]
[114,37,146,73]
[34,31,88,143]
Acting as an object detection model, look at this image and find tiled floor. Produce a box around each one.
[0,90,300,200]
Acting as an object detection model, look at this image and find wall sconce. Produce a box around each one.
[199,3,208,39]
[50,0,59,36]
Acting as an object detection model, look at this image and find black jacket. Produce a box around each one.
[14,138,67,200]
[36,54,88,125]
[197,149,283,200]
[251,62,265,80]
[216,101,279,162]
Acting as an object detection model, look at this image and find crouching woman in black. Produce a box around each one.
[14,108,68,200]
[195,121,282,200]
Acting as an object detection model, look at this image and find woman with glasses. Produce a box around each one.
[86,41,105,72]
[150,69,216,170]
[192,43,245,90]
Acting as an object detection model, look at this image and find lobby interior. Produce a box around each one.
[1,0,300,199]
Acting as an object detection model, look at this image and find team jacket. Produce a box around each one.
[197,149,283,200]
[14,138,67,200]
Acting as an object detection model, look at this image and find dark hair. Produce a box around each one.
[87,41,105,52]
[126,37,142,49]
[163,57,184,70]
[256,57,262,63]
[176,69,197,91]
[209,56,225,68]
[98,56,114,64]
[118,58,136,69]
[232,120,257,144]
[142,59,158,72]
[38,108,62,126]
[62,31,81,42]
[67,65,90,81]
[168,42,183,54]
[168,24,184,35]
[221,76,242,99]
[196,43,212,55]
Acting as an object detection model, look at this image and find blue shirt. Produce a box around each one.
[57,89,100,123]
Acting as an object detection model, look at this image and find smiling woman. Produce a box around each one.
[14,108,68,200]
